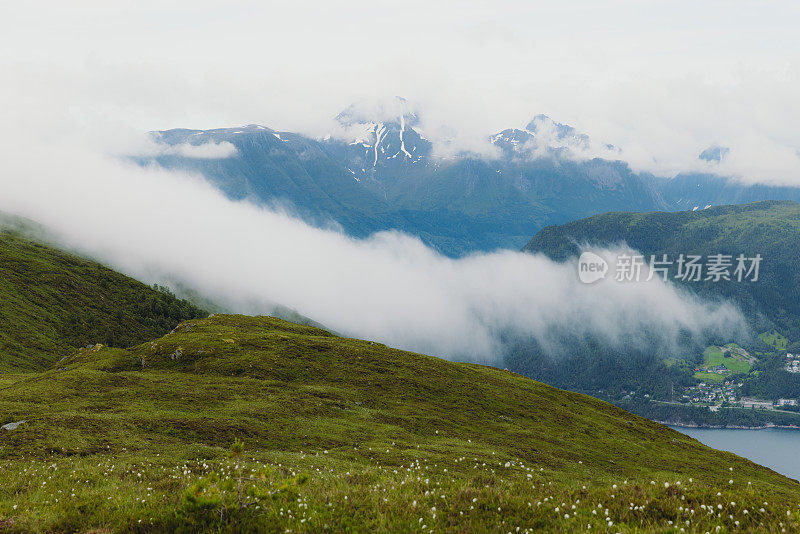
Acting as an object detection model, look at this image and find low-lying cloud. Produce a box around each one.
[0,129,746,362]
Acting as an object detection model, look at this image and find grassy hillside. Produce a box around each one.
[523,200,800,339]
[0,228,207,371]
[694,345,753,382]
[760,331,789,351]
[1,314,799,531]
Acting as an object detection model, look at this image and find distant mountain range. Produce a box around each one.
[143,99,800,256]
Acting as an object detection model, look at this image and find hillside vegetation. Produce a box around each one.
[1,315,800,531]
[0,228,206,371]
[524,200,800,339]
[694,345,752,382]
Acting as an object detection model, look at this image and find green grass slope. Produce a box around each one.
[0,229,207,371]
[523,200,800,338]
[1,314,799,531]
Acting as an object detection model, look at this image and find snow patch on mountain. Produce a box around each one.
[490,115,622,163]
[329,97,431,167]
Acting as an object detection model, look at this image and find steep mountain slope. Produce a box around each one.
[1,314,799,531]
[151,124,395,233]
[0,225,207,371]
[523,200,800,338]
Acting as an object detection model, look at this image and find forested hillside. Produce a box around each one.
[0,226,206,371]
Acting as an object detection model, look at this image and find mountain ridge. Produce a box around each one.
[143,107,800,256]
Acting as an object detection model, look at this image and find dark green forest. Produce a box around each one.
[0,229,206,371]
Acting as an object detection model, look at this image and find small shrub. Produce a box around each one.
[180,439,309,526]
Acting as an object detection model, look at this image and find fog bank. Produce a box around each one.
[0,134,745,362]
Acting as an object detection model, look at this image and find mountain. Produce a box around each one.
[698,145,730,164]
[507,201,800,428]
[661,146,800,209]
[660,173,800,211]
[490,114,618,159]
[145,105,675,256]
[144,104,800,257]
[0,218,207,371]
[523,200,800,339]
[332,97,434,179]
[1,313,798,531]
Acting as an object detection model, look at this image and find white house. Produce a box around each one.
[740,397,774,409]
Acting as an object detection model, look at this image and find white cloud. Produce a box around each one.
[0,120,745,362]
[147,139,238,159]
[2,1,799,184]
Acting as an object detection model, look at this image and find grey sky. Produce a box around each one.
[2,1,800,182]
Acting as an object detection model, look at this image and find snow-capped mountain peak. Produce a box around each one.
[699,145,730,164]
[524,114,591,150]
[491,115,619,160]
[333,97,430,167]
[335,96,419,128]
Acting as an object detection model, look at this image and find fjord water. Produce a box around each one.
[671,427,800,481]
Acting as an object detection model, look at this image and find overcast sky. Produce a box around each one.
[2,0,800,182]
[0,1,770,359]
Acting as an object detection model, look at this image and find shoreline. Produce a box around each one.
[660,421,800,430]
